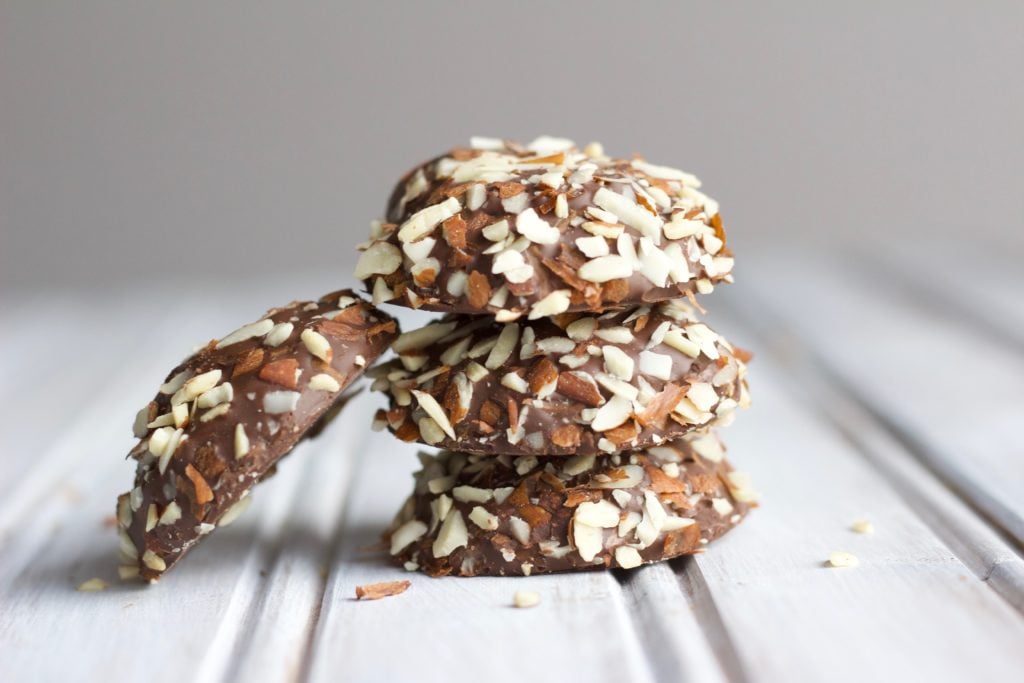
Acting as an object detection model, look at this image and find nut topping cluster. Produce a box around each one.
[371,300,750,457]
[387,434,756,576]
[356,137,733,319]
[117,290,398,582]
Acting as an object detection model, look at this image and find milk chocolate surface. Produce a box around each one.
[386,432,755,577]
[372,300,750,457]
[356,137,733,318]
[117,290,398,582]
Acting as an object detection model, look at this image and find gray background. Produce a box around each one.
[2,1,1022,291]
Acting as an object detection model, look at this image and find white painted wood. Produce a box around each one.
[225,399,370,683]
[2,262,1024,683]
[304,425,658,683]
[880,242,1024,347]
[712,302,1024,611]
[618,563,732,683]
[687,359,1024,683]
[736,250,1024,544]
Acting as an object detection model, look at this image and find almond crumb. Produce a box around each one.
[851,519,874,535]
[513,590,541,608]
[827,551,859,568]
[76,577,108,592]
[355,580,411,600]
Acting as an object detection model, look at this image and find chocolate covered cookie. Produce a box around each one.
[386,432,755,577]
[355,136,733,318]
[117,290,398,582]
[371,300,750,457]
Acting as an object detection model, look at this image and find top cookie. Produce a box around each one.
[355,136,733,320]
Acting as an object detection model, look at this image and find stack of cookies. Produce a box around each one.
[358,136,755,577]
[115,135,754,584]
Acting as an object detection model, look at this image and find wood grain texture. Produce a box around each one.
[736,251,1024,545]
[1,264,1023,683]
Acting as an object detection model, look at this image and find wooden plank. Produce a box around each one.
[619,563,732,683]
[682,356,1024,683]
[0,367,371,683]
[225,399,369,683]
[0,288,368,683]
[304,426,659,683]
[734,250,1024,544]
[860,242,1024,351]
[712,302,1024,611]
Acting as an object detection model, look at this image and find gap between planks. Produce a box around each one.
[733,250,1024,548]
[717,291,1024,613]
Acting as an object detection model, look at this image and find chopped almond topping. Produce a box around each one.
[442,214,467,249]
[556,371,604,407]
[602,278,630,303]
[564,489,602,507]
[520,151,565,165]
[603,420,639,446]
[184,464,214,506]
[480,399,503,427]
[506,397,519,430]
[466,271,492,309]
[662,525,700,555]
[496,182,526,198]
[644,464,687,494]
[527,358,559,395]
[688,473,720,496]
[232,348,264,377]
[259,358,300,389]
[394,419,421,442]
[636,383,688,428]
[551,423,582,449]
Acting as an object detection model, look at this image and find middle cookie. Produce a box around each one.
[371,300,750,457]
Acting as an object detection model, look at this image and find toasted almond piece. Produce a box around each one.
[355,580,412,600]
[557,371,604,407]
[259,359,300,389]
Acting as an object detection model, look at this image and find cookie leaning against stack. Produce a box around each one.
[117,291,398,582]
[359,136,756,577]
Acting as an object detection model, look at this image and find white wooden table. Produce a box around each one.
[2,245,1023,683]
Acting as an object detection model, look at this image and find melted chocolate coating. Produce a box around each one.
[372,301,750,457]
[117,290,398,582]
[358,140,733,317]
[386,432,754,577]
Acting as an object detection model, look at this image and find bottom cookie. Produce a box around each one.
[386,432,756,577]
